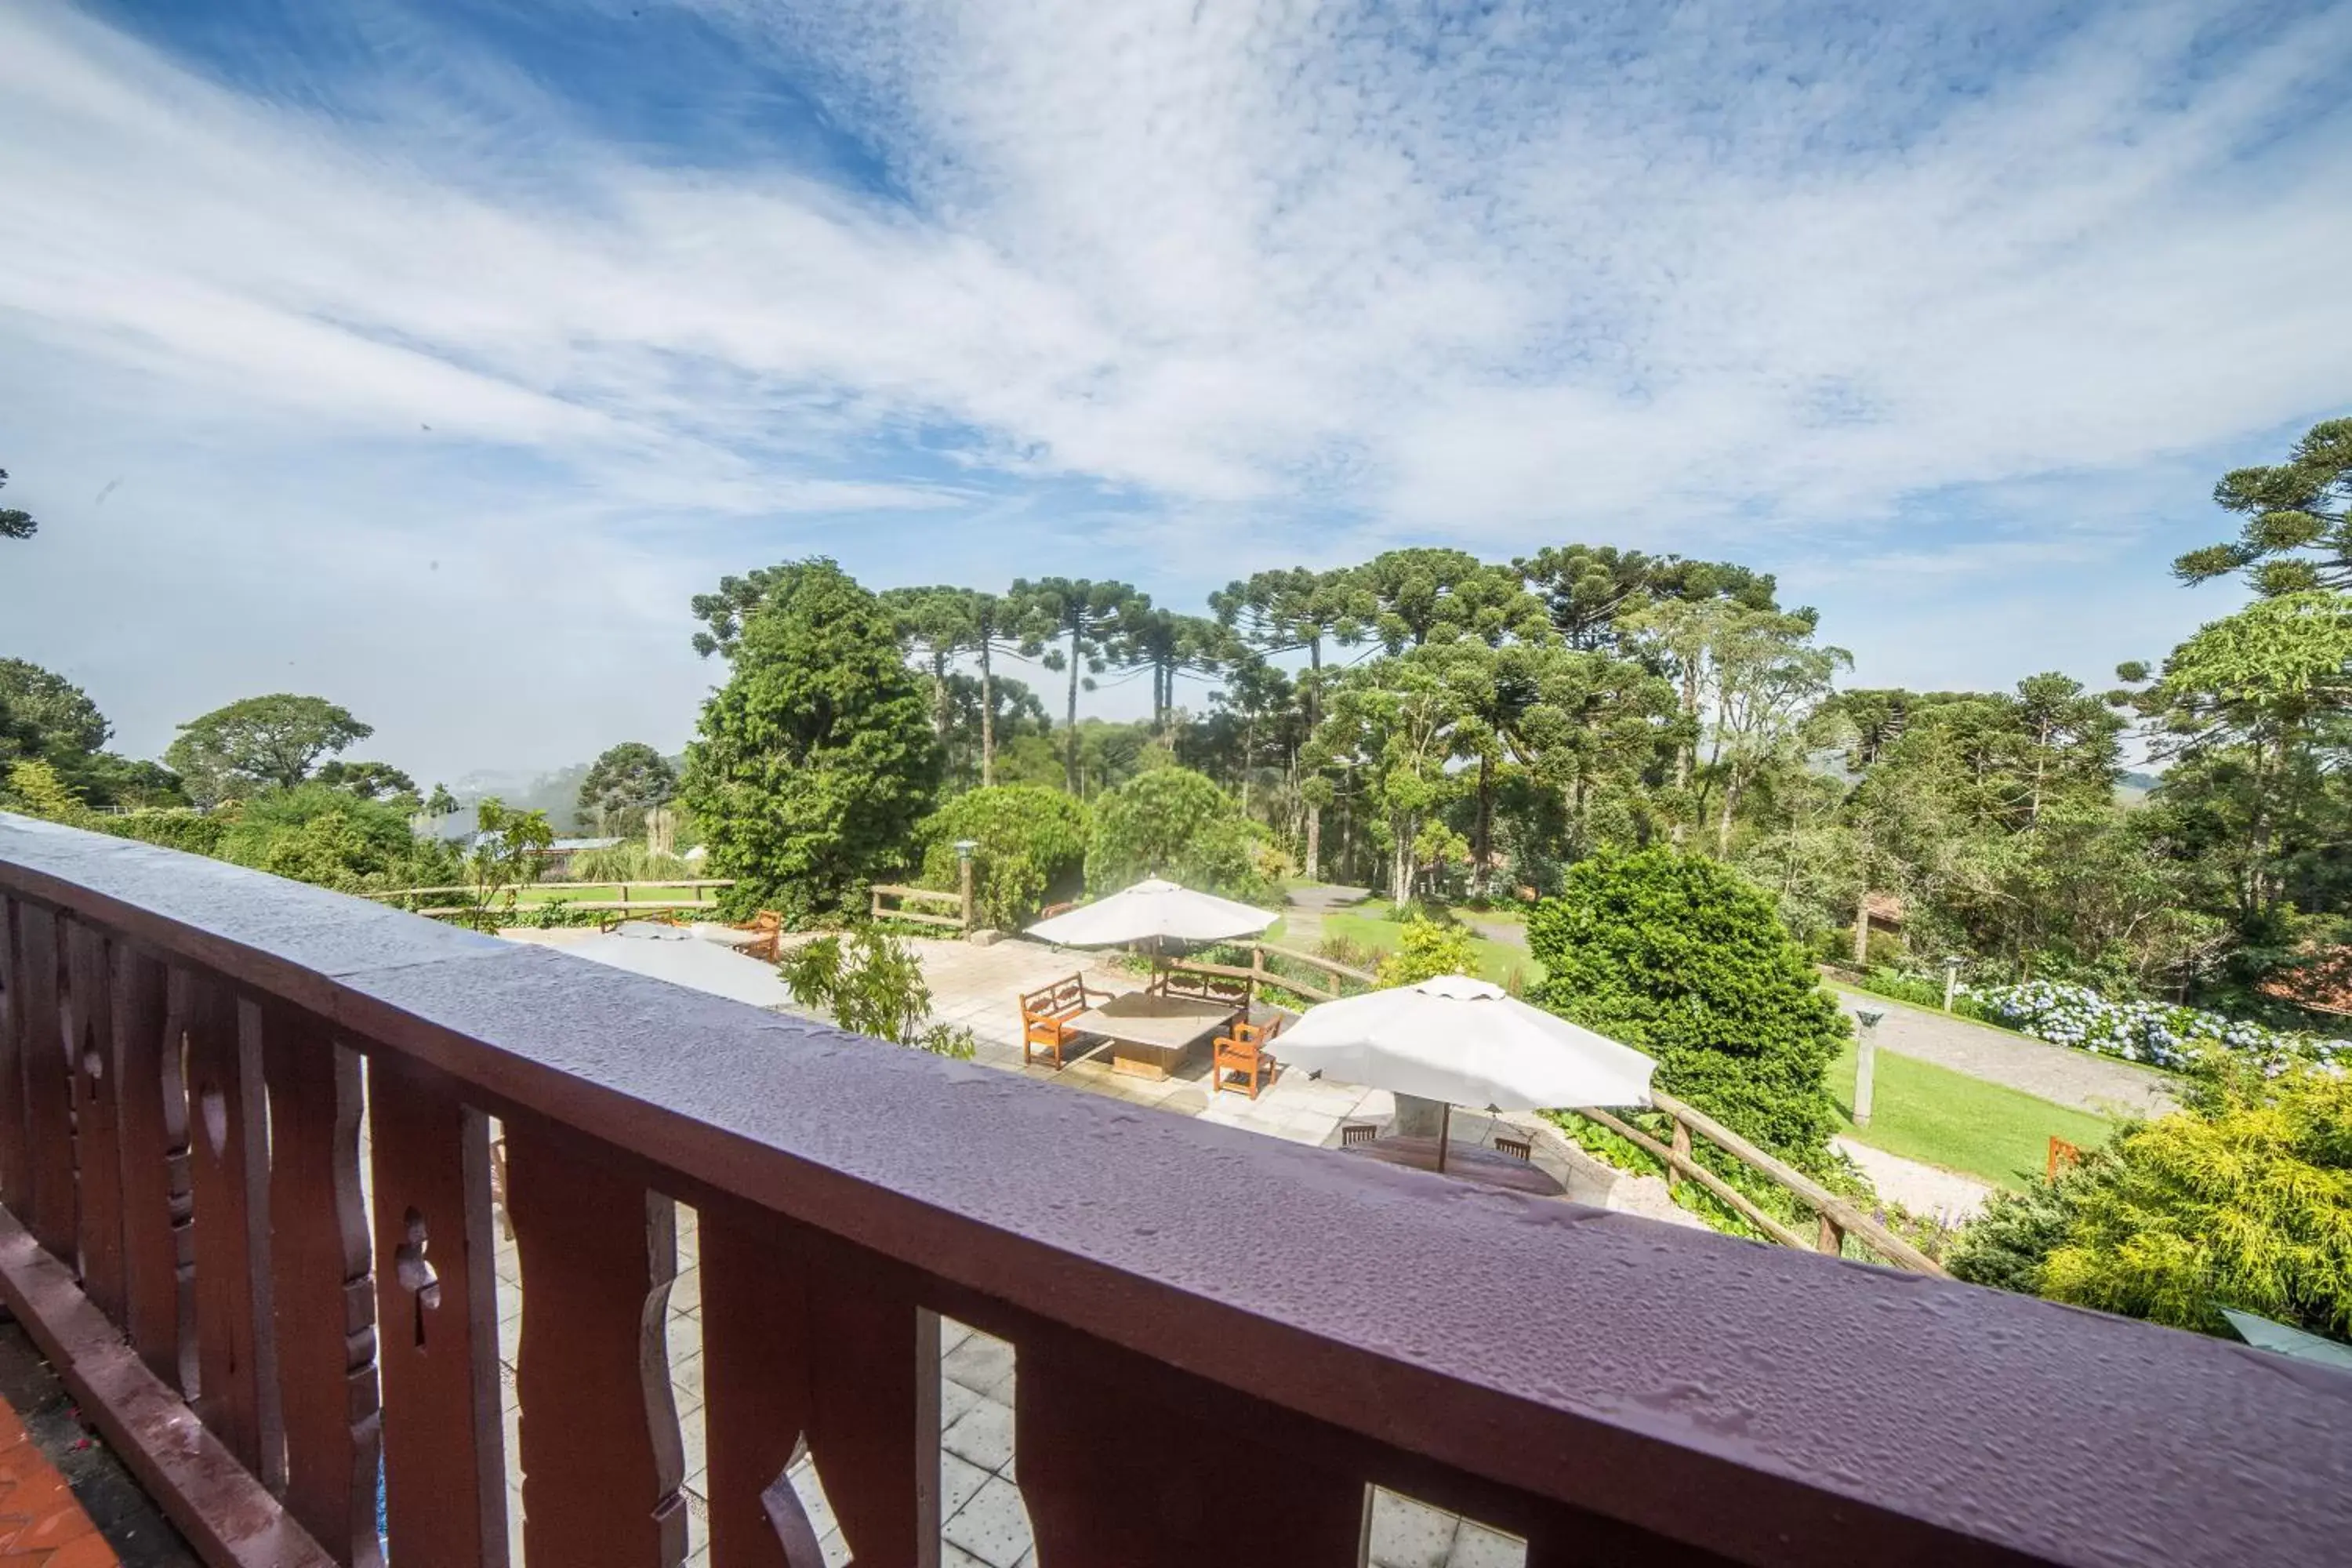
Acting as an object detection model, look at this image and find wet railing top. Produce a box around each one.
[5,813,2349,1567]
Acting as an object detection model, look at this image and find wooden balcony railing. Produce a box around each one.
[1,812,2347,1567]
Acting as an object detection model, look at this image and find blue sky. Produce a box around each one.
[2,0,2347,782]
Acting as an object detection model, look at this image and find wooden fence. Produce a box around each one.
[1578,1091,1947,1275]
[869,883,972,932]
[365,879,734,919]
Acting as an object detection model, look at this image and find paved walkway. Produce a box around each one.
[1824,983,2179,1119]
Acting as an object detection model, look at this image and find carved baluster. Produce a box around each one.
[699,1211,822,1568]
[0,897,27,1208]
[263,1004,381,1566]
[15,903,74,1258]
[64,921,127,1320]
[368,1054,506,1568]
[506,1123,687,1568]
[1015,1331,1363,1566]
[799,1240,940,1568]
[178,971,279,1480]
[111,942,194,1392]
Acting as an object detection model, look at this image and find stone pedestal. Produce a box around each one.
[1391,1093,1448,1138]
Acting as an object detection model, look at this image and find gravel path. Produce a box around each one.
[1833,1137,1992,1225]
[1827,983,2179,1120]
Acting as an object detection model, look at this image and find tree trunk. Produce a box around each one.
[1671,661,1699,848]
[1715,771,1739,858]
[1474,754,1494,893]
[1064,626,1082,795]
[979,641,996,788]
[1853,890,1871,966]
[1392,818,1414,913]
[1303,638,1323,880]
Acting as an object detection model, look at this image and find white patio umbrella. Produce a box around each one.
[1275,973,1656,1171]
[1025,878,1276,949]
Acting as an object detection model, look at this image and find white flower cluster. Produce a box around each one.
[1971,980,2343,1074]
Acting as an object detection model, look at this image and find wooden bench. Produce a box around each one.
[1149,965,1252,1017]
[1020,974,1107,1069]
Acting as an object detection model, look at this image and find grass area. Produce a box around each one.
[1314,908,1540,989]
[1828,1036,2113,1190]
[510,882,720,907]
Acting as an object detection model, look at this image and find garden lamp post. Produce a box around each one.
[1854,1009,1884,1127]
[953,840,979,930]
[1941,956,1963,1014]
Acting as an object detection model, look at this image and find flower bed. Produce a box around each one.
[1971,980,2342,1074]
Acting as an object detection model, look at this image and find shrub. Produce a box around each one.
[1951,1065,2352,1343]
[1528,848,1846,1168]
[779,928,975,1058]
[102,810,227,858]
[215,784,456,892]
[1374,916,1479,987]
[1084,768,1271,901]
[915,786,1089,930]
[567,841,697,884]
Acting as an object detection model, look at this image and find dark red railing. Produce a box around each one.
[1,812,2346,1567]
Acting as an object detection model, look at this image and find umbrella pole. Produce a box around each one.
[1436,1102,1450,1174]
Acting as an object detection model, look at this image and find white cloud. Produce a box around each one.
[1,0,2346,775]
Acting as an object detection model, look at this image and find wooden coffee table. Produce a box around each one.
[1068,992,1239,1080]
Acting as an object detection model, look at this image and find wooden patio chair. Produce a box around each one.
[1494,1134,1534,1163]
[1019,973,1105,1069]
[1339,1123,1380,1148]
[1211,1015,1283,1100]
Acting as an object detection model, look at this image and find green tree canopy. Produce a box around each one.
[679,560,941,922]
[165,694,372,804]
[314,759,419,804]
[1009,576,1146,793]
[575,742,678,833]
[0,467,34,543]
[1083,767,1269,899]
[1352,548,1552,652]
[1528,849,1846,1166]
[2173,417,2352,595]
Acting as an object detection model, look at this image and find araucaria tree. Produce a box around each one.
[0,467,35,544]
[680,561,940,923]
[1010,577,1145,793]
[575,742,678,833]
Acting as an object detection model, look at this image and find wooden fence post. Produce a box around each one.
[1817,1214,1845,1257]
[1668,1117,1690,1194]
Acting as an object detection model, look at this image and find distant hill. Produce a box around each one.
[2116,770,2161,806]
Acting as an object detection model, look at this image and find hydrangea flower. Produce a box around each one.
[1971,980,2339,1075]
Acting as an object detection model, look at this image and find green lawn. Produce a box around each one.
[510,882,718,907]
[1306,907,1540,989]
[1828,1037,2112,1190]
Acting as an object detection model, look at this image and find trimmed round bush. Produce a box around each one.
[1528,848,1846,1167]
[916,786,1090,931]
[1084,768,1270,901]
